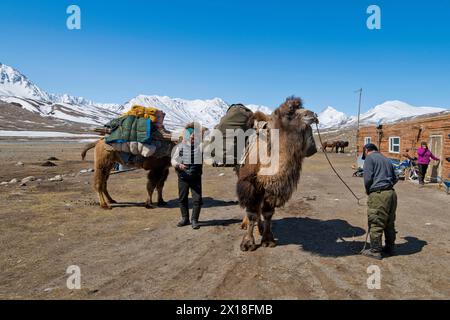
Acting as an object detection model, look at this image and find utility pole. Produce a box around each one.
[355,88,363,157]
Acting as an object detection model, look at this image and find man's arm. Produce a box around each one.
[171,144,182,168]
[363,156,374,195]
[391,162,399,186]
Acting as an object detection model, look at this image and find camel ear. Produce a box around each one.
[273,108,281,119]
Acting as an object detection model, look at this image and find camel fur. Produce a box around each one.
[237,96,318,251]
[81,138,174,210]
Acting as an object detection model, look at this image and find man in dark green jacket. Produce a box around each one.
[362,143,398,260]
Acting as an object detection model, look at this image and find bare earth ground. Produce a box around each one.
[0,140,449,300]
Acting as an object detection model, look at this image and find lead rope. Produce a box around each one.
[314,123,369,253]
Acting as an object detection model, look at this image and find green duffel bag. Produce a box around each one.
[105,115,152,144]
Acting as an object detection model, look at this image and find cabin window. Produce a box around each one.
[389,137,400,153]
[364,137,372,145]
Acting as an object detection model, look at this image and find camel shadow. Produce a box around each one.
[110,202,147,208]
[199,218,242,227]
[109,197,238,209]
[273,217,427,257]
[163,197,239,209]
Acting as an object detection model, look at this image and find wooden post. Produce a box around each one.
[355,88,363,157]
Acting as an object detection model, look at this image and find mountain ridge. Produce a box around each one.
[1,62,448,132]
[318,100,447,129]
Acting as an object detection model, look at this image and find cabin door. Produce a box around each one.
[427,135,443,181]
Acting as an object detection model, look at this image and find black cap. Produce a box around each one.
[364,143,378,152]
[362,143,378,160]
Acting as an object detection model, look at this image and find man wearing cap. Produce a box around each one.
[361,143,398,259]
[171,124,203,229]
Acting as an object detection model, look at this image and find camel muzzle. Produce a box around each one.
[303,112,319,125]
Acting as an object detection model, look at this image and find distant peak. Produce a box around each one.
[323,106,338,112]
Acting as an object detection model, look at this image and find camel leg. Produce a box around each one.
[92,140,115,210]
[240,215,263,235]
[156,185,168,206]
[94,168,111,210]
[145,177,156,209]
[103,171,117,204]
[156,168,169,206]
[240,216,249,229]
[261,203,276,248]
[240,207,260,252]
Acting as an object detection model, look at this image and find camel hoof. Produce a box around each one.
[157,200,168,207]
[145,204,156,209]
[100,204,112,210]
[261,240,277,248]
[240,238,258,252]
[261,234,276,248]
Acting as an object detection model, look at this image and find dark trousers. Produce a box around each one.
[178,174,202,221]
[418,164,428,184]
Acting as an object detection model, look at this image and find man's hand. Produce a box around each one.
[177,164,187,171]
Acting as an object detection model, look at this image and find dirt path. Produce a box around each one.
[0,142,449,299]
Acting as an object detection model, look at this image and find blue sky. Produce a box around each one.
[1,0,450,114]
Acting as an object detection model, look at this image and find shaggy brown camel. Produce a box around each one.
[237,96,318,251]
[81,138,174,210]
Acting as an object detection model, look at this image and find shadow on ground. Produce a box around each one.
[200,218,242,227]
[109,197,238,209]
[273,217,427,258]
[160,197,238,209]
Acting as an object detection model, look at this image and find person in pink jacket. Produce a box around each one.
[417,141,440,185]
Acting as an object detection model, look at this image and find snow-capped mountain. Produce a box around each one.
[0,63,271,130]
[0,63,122,111]
[346,100,445,126]
[318,106,349,129]
[2,62,447,133]
[122,95,271,130]
[0,62,121,126]
[318,101,447,129]
[0,63,51,101]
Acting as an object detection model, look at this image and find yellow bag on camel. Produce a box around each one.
[124,105,165,127]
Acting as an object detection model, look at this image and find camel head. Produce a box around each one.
[272,96,318,131]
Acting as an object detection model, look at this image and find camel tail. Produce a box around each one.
[81,141,98,160]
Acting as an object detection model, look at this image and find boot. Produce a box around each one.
[177,207,190,227]
[383,230,396,256]
[361,236,383,260]
[382,245,395,256]
[191,205,201,230]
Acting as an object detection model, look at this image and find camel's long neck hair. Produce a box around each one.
[258,121,308,207]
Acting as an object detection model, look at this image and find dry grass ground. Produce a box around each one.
[0,141,449,299]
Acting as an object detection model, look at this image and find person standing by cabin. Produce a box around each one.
[171,124,203,229]
[361,143,398,260]
[417,141,440,186]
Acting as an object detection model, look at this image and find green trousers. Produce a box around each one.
[367,189,397,248]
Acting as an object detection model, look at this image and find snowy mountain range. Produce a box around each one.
[0,63,120,126]
[318,101,447,130]
[0,62,270,131]
[0,62,447,133]
[122,95,271,130]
